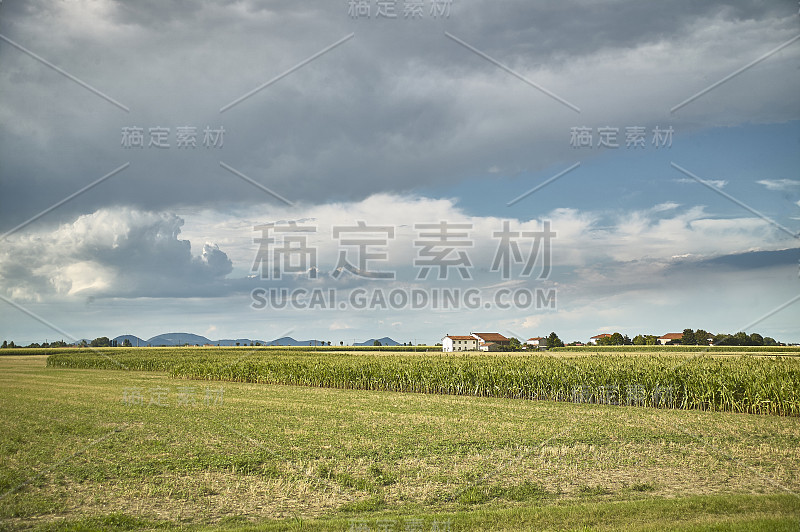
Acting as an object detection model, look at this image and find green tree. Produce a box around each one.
[632,335,645,345]
[763,336,778,346]
[1,340,6,349]
[749,333,764,346]
[681,329,695,346]
[508,338,522,351]
[694,329,710,346]
[546,332,564,348]
[373,340,382,346]
[596,335,613,346]
[610,332,625,346]
[122,339,132,347]
[90,337,111,347]
[733,332,748,346]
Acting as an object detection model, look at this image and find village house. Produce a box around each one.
[480,342,504,352]
[657,333,683,345]
[589,333,612,345]
[471,332,510,351]
[441,332,511,352]
[526,337,546,349]
[441,335,478,352]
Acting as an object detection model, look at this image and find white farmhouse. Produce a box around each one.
[442,335,478,352]
[526,337,545,348]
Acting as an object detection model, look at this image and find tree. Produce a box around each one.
[508,338,522,351]
[763,336,777,346]
[340,341,344,346]
[1,341,6,349]
[748,333,764,346]
[373,340,382,346]
[713,333,732,346]
[694,329,711,346]
[596,335,614,346]
[546,332,564,348]
[681,329,695,346]
[9,341,15,348]
[733,332,748,346]
[632,335,646,345]
[90,337,111,347]
[122,339,132,347]
[610,332,625,346]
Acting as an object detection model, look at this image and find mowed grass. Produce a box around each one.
[1,356,799,530]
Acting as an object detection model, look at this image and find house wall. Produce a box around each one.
[442,337,477,352]
[442,337,454,352]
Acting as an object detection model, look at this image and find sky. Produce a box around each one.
[1,0,799,345]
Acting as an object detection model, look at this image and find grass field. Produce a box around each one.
[1,352,799,530]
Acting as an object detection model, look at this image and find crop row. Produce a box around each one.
[46,349,800,416]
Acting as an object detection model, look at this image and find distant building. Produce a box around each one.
[480,342,503,352]
[658,333,683,345]
[471,332,510,351]
[589,333,612,345]
[442,335,478,352]
[526,337,547,349]
[441,332,511,352]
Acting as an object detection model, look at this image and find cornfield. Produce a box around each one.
[46,348,800,416]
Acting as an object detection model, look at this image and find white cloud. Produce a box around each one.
[757,179,800,191]
[4,194,791,304]
[675,178,728,189]
[0,209,232,301]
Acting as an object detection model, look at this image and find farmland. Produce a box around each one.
[1,350,799,530]
[45,346,800,415]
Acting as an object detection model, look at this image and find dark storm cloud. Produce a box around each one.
[0,0,797,232]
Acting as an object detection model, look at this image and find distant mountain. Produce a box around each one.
[216,338,268,346]
[146,333,212,346]
[113,335,146,346]
[266,336,327,346]
[355,337,400,346]
[107,333,394,347]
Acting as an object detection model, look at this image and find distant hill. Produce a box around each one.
[146,333,212,346]
[106,333,395,347]
[266,337,327,346]
[216,338,268,346]
[112,335,146,346]
[355,337,400,346]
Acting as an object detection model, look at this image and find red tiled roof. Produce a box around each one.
[472,333,509,342]
[591,334,612,339]
[659,333,683,340]
[527,337,544,341]
[445,335,477,340]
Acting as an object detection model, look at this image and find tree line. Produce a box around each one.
[591,329,781,346]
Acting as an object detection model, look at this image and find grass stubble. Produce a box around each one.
[0,352,798,530]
